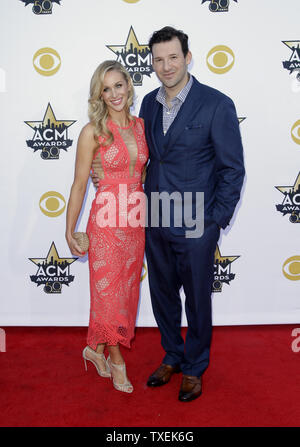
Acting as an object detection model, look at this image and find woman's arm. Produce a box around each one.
[65,123,98,256]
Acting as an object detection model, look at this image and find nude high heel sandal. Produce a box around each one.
[107,356,133,393]
[82,346,111,378]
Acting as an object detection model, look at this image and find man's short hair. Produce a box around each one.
[149,26,189,57]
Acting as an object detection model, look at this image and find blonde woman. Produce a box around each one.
[66,61,148,393]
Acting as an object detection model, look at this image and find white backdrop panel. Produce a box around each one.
[0,0,299,326]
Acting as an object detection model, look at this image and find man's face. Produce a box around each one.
[152,37,192,92]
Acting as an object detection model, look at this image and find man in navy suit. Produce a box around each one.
[140,27,245,401]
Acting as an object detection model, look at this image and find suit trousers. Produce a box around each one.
[145,219,220,378]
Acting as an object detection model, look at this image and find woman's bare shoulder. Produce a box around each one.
[80,122,95,138]
[79,122,98,145]
[75,123,98,155]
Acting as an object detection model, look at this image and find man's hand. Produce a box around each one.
[142,164,147,183]
[91,156,103,189]
[90,170,100,189]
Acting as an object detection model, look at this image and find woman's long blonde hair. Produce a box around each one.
[88,60,134,147]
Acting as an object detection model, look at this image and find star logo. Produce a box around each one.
[25,103,76,159]
[275,172,300,223]
[282,41,300,75]
[106,26,154,86]
[29,242,77,294]
[276,172,300,196]
[213,244,240,292]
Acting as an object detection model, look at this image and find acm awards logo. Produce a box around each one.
[20,0,61,15]
[275,172,300,224]
[202,0,237,12]
[107,26,154,86]
[25,103,76,160]
[29,242,77,294]
[213,245,240,292]
[282,41,300,82]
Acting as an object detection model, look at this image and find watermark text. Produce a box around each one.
[95,185,204,238]
[291,328,300,352]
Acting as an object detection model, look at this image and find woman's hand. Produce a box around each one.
[66,233,87,257]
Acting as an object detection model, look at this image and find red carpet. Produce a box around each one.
[0,325,299,427]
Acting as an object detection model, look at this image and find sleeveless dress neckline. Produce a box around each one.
[109,118,135,130]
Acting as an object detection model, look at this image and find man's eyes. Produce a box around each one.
[154,57,177,62]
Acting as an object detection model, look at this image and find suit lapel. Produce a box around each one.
[149,99,161,158]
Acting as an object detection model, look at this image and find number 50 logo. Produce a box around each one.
[203,0,238,13]
[20,1,60,15]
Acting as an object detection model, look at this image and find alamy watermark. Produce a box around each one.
[291,328,300,353]
[95,185,204,238]
[0,328,6,352]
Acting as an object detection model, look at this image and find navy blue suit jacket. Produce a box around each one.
[139,76,245,231]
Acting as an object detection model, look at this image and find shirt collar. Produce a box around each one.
[156,74,193,106]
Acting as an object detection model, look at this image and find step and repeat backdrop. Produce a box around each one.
[0,0,299,326]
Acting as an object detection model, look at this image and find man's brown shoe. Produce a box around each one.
[147,363,181,387]
[178,375,202,402]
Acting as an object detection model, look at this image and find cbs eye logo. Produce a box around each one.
[207,45,235,74]
[39,191,66,217]
[291,120,300,145]
[33,48,61,76]
[282,256,300,281]
[140,262,147,282]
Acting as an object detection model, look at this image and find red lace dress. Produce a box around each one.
[86,117,148,349]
